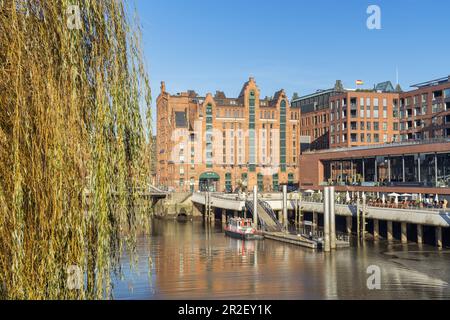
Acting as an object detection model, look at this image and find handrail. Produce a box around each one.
[245,200,268,231]
[301,196,447,213]
[258,199,283,230]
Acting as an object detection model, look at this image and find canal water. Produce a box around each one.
[113,219,450,300]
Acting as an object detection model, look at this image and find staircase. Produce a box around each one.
[245,200,282,232]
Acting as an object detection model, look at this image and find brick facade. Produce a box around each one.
[156,78,300,192]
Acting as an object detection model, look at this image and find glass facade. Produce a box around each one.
[257,173,264,192]
[272,174,279,191]
[205,104,213,168]
[322,152,450,188]
[280,100,287,172]
[248,91,256,172]
[225,173,232,193]
[288,173,294,185]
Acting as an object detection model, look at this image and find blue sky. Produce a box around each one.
[135,0,450,123]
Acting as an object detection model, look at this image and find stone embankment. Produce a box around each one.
[153,192,202,220]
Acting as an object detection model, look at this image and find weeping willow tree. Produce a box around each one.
[0,0,152,299]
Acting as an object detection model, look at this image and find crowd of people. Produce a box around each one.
[303,192,449,210]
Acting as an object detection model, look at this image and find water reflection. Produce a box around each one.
[113,220,450,300]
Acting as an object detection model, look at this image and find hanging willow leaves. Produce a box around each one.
[0,0,152,299]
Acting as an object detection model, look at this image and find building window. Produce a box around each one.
[374,122,379,131]
[241,173,248,184]
[288,173,294,185]
[257,173,264,192]
[393,122,399,131]
[272,174,279,191]
[225,173,232,193]
[206,104,213,168]
[374,133,379,143]
[249,91,256,172]
[280,100,287,172]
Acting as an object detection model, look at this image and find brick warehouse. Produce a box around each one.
[156,77,300,192]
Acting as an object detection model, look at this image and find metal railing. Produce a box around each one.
[258,200,283,230]
[300,195,446,213]
[296,226,350,243]
[303,137,450,154]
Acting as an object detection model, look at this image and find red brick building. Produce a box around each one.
[299,140,450,196]
[399,76,450,141]
[156,78,300,192]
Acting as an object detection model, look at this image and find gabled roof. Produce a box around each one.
[270,89,286,107]
[238,77,258,99]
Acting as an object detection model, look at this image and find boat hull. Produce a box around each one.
[225,229,264,240]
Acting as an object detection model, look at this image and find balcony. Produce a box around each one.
[445,115,450,124]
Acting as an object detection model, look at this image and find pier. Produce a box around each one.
[191,188,450,248]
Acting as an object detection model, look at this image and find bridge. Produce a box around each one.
[191,191,450,247]
[191,192,450,227]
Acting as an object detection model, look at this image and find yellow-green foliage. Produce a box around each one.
[0,0,152,299]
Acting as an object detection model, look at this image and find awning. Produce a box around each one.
[199,172,220,180]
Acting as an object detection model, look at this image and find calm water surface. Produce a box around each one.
[113,219,450,300]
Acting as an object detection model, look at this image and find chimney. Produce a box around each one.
[160,81,166,93]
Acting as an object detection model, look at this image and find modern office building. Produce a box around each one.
[329,89,401,148]
[399,76,450,141]
[156,78,300,192]
[292,80,402,151]
[291,80,344,151]
[298,139,450,197]
[294,76,450,152]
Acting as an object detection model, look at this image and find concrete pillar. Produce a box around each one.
[283,185,288,233]
[387,221,393,242]
[205,193,209,222]
[253,186,258,228]
[356,196,360,239]
[222,209,227,224]
[401,222,408,244]
[417,224,423,244]
[362,195,366,241]
[323,187,331,252]
[346,216,352,234]
[313,212,318,226]
[373,219,379,240]
[329,187,336,250]
[192,203,202,218]
[436,227,443,248]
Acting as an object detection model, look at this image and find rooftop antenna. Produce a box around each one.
[396,66,399,85]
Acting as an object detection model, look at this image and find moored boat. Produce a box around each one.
[224,218,264,240]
